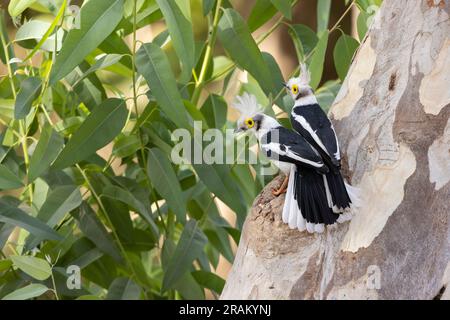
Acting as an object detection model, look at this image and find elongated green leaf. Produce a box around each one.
[334,34,359,81]
[15,20,64,52]
[2,284,49,300]
[0,164,23,190]
[309,31,329,90]
[270,0,291,19]
[8,0,37,17]
[36,185,82,227]
[22,0,67,61]
[65,61,107,111]
[147,148,186,223]
[162,220,207,291]
[192,270,225,293]
[74,54,125,86]
[288,24,318,62]
[218,9,275,96]
[10,256,52,281]
[102,185,159,239]
[52,98,128,169]
[136,43,191,129]
[28,124,64,182]
[262,52,285,105]
[49,0,124,84]
[203,0,216,16]
[14,77,42,119]
[317,0,331,35]
[112,134,142,158]
[201,94,227,129]
[248,0,277,32]
[193,163,247,219]
[22,186,80,252]
[155,0,195,78]
[71,202,123,263]
[0,259,12,272]
[106,277,141,300]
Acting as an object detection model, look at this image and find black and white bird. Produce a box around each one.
[285,64,359,215]
[233,93,350,233]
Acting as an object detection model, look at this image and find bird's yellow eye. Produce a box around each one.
[245,118,255,128]
[291,84,299,95]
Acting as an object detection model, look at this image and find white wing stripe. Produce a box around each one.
[291,112,330,157]
[261,142,323,168]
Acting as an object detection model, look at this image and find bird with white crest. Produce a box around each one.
[233,92,352,233]
[284,63,360,216]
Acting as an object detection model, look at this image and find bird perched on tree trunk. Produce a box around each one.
[233,93,351,233]
[285,64,359,215]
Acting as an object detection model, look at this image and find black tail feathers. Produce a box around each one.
[294,166,340,225]
[324,171,352,212]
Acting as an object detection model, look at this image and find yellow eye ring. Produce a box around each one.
[291,84,299,95]
[245,118,255,128]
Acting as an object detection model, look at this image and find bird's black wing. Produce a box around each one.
[260,127,328,173]
[291,104,340,167]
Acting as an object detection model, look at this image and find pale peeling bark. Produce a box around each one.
[221,0,450,300]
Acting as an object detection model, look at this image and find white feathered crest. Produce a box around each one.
[232,92,263,125]
[299,63,311,86]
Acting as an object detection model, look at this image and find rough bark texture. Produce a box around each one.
[221,0,450,300]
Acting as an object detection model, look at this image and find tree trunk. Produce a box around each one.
[221,0,450,300]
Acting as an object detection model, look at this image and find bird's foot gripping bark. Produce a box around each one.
[272,175,289,196]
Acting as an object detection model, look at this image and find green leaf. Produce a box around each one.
[0,199,61,241]
[147,148,186,224]
[65,61,107,111]
[0,259,12,272]
[317,0,331,35]
[49,0,124,84]
[248,0,277,32]
[201,94,227,129]
[288,24,318,62]
[71,202,123,263]
[270,0,291,19]
[192,163,247,221]
[74,54,126,86]
[192,270,225,293]
[316,80,341,112]
[2,284,49,300]
[15,20,64,52]
[10,255,52,281]
[14,77,42,119]
[28,124,64,182]
[136,43,191,129]
[0,164,23,190]
[106,277,141,300]
[155,0,195,78]
[162,220,207,291]
[218,8,275,96]
[333,34,359,81]
[203,0,216,16]
[22,0,67,62]
[52,98,128,170]
[36,185,82,227]
[25,185,81,249]
[0,99,14,122]
[357,10,369,41]
[309,31,329,90]
[8,0,38,17]
[112,134,142,158]
[262,52,285,103]
[102,185,159,239]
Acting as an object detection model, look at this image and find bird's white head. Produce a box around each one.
[232,93,279,135]
[284,64,316,105]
